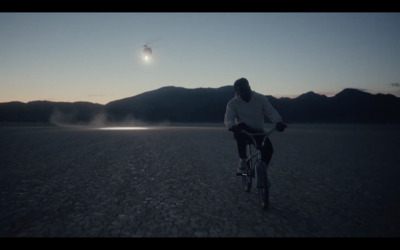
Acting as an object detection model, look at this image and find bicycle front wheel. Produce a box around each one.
[241,161,252,192]
[255,162,269,210]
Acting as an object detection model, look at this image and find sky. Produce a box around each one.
[1,12,400,104]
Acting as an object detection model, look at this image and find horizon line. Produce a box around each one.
[1,86,399,105]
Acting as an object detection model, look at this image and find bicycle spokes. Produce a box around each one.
[255,162,269,210]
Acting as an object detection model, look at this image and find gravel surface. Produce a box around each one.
[1,124,399,237]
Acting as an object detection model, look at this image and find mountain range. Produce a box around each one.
[1,86,400,125]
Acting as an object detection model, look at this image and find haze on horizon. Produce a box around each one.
[1,12,400,104]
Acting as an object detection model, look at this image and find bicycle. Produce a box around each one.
[235,127,275,210]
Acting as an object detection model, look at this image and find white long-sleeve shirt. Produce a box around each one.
[224,91,282,131]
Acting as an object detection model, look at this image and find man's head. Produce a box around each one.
[234,78,252,102]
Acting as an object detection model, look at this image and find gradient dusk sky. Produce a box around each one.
[1,12,399,104]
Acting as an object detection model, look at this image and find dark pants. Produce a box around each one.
[234,132,274,165]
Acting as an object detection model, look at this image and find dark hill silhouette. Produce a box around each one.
[1,86,399,124]
[0,101,103,124]
[105,86,234,123]
[268,91,331,123]
[328,89,398,122]
[269,88,400,123]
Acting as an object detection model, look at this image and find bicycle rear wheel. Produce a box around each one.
[255,162,269,210]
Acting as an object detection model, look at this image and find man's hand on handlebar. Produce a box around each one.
[275,121,287,132]
[229,122,251,133]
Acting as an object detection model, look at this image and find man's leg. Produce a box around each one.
[260,137,274,165]
[235,133,248,172]
[235,132,248,159]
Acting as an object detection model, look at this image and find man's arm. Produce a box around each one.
[262,96,282,124]
[224,104,237,129]
[262,96,287,132]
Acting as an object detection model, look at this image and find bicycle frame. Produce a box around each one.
[237,127,276,210]
[241,127,275,163]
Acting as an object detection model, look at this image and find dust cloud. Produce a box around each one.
[49,109,171,129]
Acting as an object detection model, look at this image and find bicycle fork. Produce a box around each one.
[255,149,268,188]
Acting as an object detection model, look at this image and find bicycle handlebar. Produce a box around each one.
[237,127,276,148]
[239,127,276,137]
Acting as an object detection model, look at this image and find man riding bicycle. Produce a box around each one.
[224,78,287,173]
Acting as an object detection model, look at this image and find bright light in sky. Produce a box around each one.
[1,12,399,104]
[142,53,152,64]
